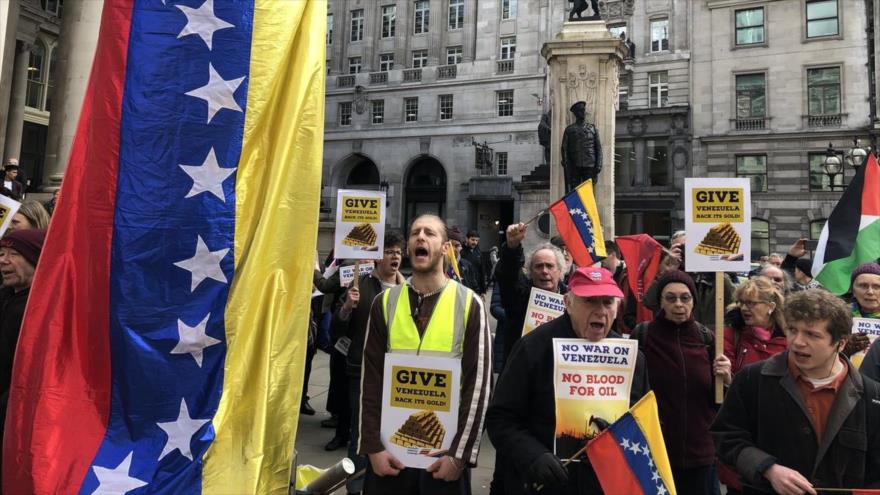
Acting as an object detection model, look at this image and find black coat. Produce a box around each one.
[486,314,649,495]
[0,287,30,446]
[711,351,880,493]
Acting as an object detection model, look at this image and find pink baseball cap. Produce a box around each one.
[568,267,624,298]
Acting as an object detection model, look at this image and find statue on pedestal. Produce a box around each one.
[569,0,601,21]
[538,111,551,166]
[561,101,602,192]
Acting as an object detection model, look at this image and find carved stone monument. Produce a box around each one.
[542,21,627,240]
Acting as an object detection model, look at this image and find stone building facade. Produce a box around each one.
[691,0,871,257]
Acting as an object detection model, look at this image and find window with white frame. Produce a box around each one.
[350,9,364,42]
[411,49,428,68]
[372,100,385,124]
[650,18,669,52]
[502,0,517,20]
[735,7,764,45]
[648,71,668,108]
[414,0,430,34]
[496,152,508,175]
[348,57,362,74]
[806,0,838,38]
[404,97,419,122]
[446,46,463,65]
[439,94,453,120]
[382,5,396,38]
[25,42,46,110]
[807,66,841,115]
[449,0,464,30]
[326,14,333,45]
[379,53,394,72]
[497,90,513,116]
[735,73,766,119]
[736,155,768,192]
[339,102,352,126]
[500,37,516,60]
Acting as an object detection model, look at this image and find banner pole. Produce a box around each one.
[352,260,361,308]
[715,271,725,404]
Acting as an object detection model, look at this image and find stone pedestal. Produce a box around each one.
[541,21,626,241]
[42,0,103,189]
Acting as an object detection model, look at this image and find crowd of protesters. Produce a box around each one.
[309,213,880,495]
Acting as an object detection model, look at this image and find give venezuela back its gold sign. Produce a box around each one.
[390,366,452,412]
[691,188,744,223]
[341,196,381,223]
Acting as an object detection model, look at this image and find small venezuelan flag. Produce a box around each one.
[549,180,607,267]
[3,1,324,493]
[586,392,677,495]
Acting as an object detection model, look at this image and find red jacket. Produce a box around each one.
[724,324,787,375]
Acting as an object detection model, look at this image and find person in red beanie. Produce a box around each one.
[0,228,46,450]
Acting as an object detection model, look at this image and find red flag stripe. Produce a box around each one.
[2,2,130,492]
[862,154,880,217]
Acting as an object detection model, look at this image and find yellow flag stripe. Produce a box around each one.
[631,392,678,495]
[203,0,325,492]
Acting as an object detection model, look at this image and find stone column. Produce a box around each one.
[42,0,103,189]
[4,40,31,163]
[542,21,626,240]
[0,0,21,158]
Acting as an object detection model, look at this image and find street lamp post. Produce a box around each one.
[823,142,842,192]
[844,138,868,171]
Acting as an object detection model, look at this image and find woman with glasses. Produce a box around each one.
[717,276,786,494]
[632,270,731,494]
[850,262,880,381]
[724,276,787,375]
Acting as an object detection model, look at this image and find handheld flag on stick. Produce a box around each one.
[3,1,325,493]
[812,154,880,294]
[586,391,677,495]
[616,234,663,324]
[549,180,607,267]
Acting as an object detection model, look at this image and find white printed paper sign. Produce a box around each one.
[334,189,386,260]
[522,287,566,335]
[684,178,751,273]
[553,338,637,460]
[0,194,21,238]
[339,262,375,286]
[850,318,880,368]
[381,353,461,469]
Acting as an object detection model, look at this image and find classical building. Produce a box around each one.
[691,0,871,257]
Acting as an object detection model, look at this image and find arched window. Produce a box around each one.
[346,159,380,186]
[752,218,769,260]
[26,42,46,110]
[404,156,446,229]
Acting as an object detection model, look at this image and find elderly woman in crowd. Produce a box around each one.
[9,200,50,231]
[850,262,880,381]
[632,270,732,494]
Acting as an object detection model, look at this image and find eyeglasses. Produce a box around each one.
[662,294,693,304]
[738,300,768,308]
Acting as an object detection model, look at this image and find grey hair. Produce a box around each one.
[759,263,793,294]
[525,242,568,277]
[671,230,687,243]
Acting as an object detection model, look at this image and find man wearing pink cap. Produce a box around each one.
[486,266,648,495]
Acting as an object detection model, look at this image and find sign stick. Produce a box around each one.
[714,271,725,404]
[352,260,361,308]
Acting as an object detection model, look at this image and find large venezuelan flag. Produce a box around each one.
[549,180,607,267]
[586,392,677,495]
[3,1,324,493]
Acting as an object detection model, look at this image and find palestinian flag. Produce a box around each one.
[812,153,880,295]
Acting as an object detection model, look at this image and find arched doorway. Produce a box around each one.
[342,154,380,187]
[404,156,446,229]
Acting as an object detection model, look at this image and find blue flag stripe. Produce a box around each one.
[80,1,253,493]
[609,413,672,495]
[562,192,601,263]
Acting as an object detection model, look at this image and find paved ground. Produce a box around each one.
[294,352,497,494]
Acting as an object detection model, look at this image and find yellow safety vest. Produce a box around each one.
[382,280,472,358]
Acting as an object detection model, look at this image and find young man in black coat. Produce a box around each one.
[486,266,649,495]
[712,289,880,494]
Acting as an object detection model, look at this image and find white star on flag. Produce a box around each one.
[176,0,234,50]
[171,314,221,367]
[179,148,236,202]
[157,399,211,461]
[641,444,651,457]
[657,484,668,495]
[91,452,148,495]
[651,469,661,482]
[620,438,631,450]
[173,235,229,291]
[185,64,245,123]
[628,441,641,455]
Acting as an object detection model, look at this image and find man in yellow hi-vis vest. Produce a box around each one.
[359,214,492,494]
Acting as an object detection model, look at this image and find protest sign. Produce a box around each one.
[850,317,880,368]
[0,194,20,238]
[684,178,751,273]
[334,189,386,260]
[553,338,637,460]
[522,287,566,335]
[381,354,461,469]
[339,262,375,286]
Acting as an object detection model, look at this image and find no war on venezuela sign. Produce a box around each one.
[553,338,637,460]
